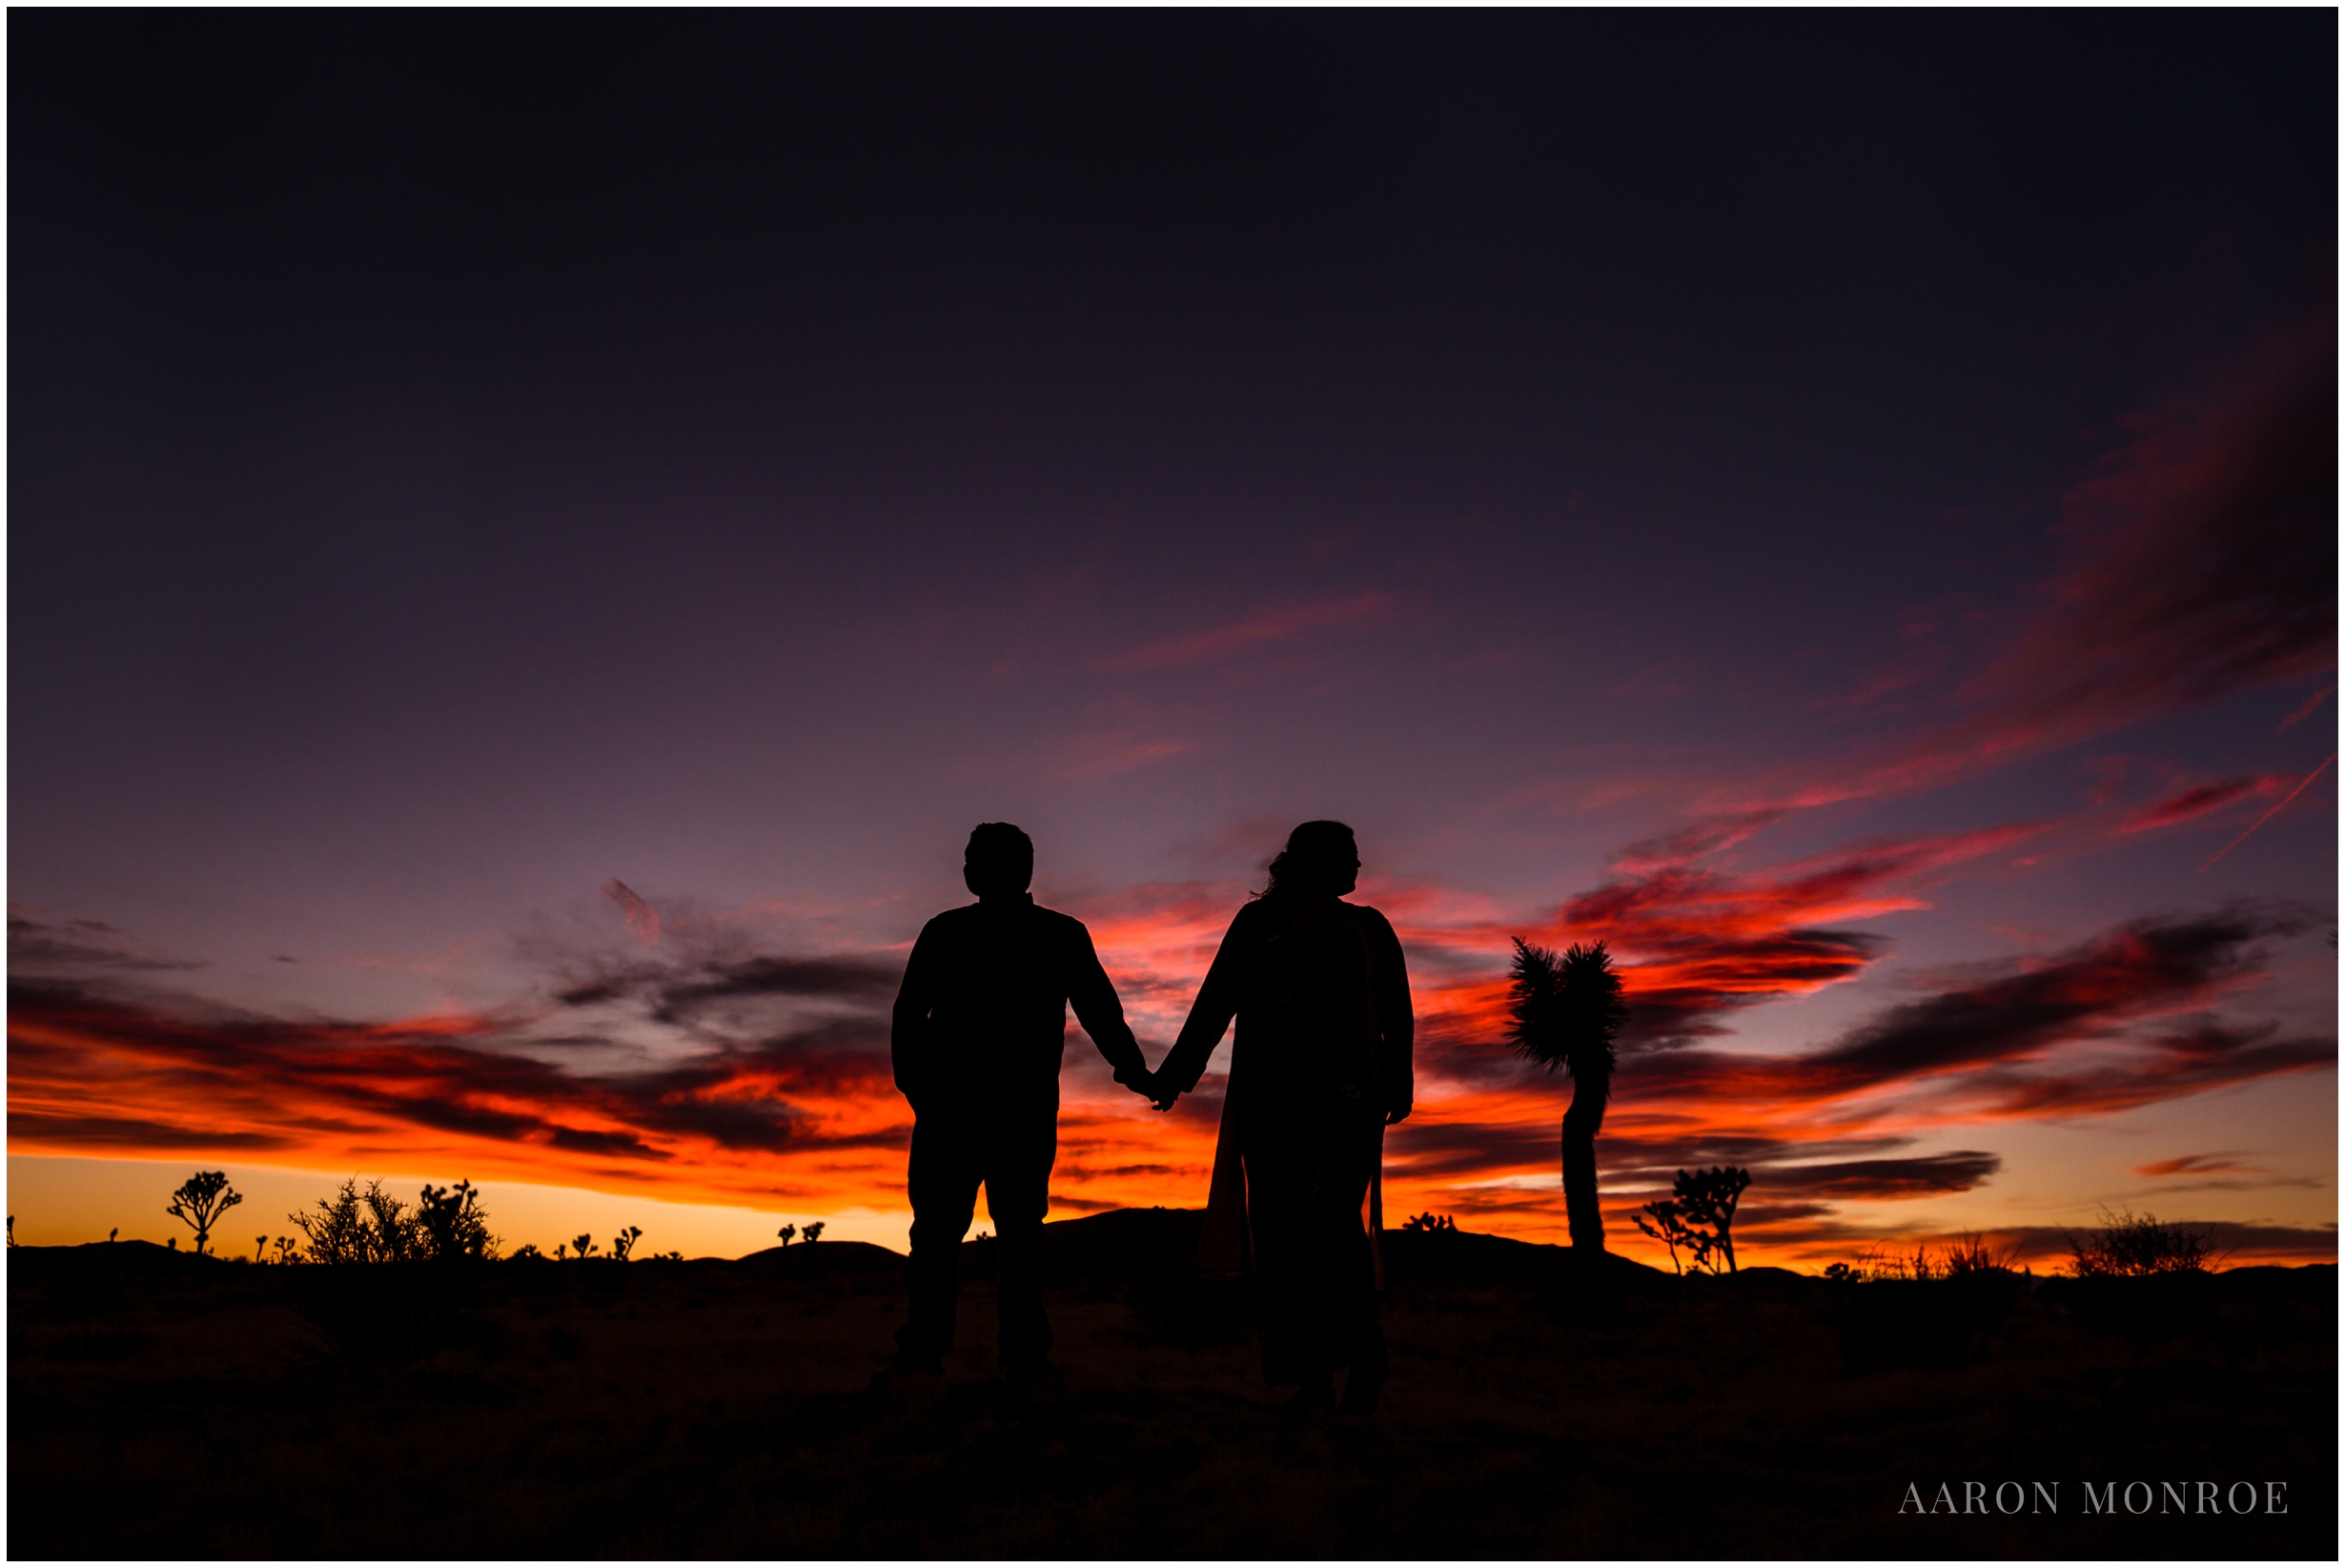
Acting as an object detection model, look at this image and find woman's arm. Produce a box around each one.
[1155,904,1258,1097]
[1364,907,1416,1123]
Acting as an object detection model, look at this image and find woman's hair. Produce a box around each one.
[1261,820,1357,898]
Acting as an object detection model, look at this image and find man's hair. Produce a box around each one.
[965,822,1034,891]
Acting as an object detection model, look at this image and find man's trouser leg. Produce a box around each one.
[897,1115,981,1370]
[985,1104,1058,1372]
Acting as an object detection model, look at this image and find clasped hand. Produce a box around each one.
[1126,1068,1179,1113]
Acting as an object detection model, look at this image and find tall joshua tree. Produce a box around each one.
[1507,939,1626,1254]
[166,1171,243,1257]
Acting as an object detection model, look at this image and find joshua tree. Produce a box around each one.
[571,1233,599,1259]
[1506,939,1626,1254]
[776,1224,797,1248]
[611,1225,643,1262]
[255,1234,270,1262]
[167,1171,244,1256]
[1674,1167,1750,1273]
[416,1180,497,1262]
[1633,1198,1706,1275]
[802,1220,826,1245]
[5,1215,14,1248]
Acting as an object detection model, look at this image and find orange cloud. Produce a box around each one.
[8,871,2331,1270]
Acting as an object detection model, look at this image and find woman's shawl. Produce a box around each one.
[1161,898,1415,1283]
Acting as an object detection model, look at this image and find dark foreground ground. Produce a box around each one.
[9,1211,2335,1558]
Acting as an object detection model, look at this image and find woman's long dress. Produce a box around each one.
[1158,896,1415,1386]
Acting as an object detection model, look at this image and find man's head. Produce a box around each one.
[964,822,1034,901]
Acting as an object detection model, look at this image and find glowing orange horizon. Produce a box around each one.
[10,856,2334,1271]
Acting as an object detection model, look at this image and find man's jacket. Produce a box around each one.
[891,893,1149,1115]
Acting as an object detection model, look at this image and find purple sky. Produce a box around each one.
[10,12,2335,1261]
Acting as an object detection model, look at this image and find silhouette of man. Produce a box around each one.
[889,822,1157,1381]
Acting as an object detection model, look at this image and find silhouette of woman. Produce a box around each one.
[1152,820,1414,1415]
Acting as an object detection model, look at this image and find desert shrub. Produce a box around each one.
[1854,1245,1939,1283]
[2065,1208,2213,1277]
[1940,1231,2019,1276]
[167,1171,244,1256]
[291,1178,427,1264]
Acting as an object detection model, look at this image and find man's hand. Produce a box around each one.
[1122,1067,1175,1111]
[1385,1100,1412,1127]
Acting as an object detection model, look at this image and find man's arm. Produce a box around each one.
[1065,921,1152,1090]
[1155,905,1255,1097]
[890,924,940,1113]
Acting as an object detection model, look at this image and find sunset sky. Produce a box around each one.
[10,12,2335,1269]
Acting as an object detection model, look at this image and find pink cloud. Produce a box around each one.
[1107,591,1395,670]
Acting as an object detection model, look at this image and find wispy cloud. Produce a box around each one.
[1106,591,1394,671]
[2134,1151,2260,1178]
[2115,777,2274,835]
[600,880,663,947]
[1707,332,2336,816]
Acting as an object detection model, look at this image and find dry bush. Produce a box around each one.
[2064,1207,2214,1277]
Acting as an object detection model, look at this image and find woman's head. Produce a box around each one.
[1264,820,1360,900]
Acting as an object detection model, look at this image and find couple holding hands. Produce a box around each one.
[888,818,1414,1415]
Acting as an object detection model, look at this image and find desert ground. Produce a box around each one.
[8,1209,2334,1558]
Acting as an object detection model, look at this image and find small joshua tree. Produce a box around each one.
[802,1220,826,1245]
[611,1226,643,1262]
[416,1180,497,1262]
[167,1171,244,1257]
[1633,1198,1709,1275]
[776,1224,797,1248]
[1401,1212,1457,1232]
[273,1236,302,1265]
[1507,940,1626,1253]
[5,1215,14,1249]
[255,1234,270,1262]
[571,1233,599,1259]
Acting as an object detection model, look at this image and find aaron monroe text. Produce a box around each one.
[1902,1481,2290,1517]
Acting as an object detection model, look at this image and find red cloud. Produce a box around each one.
[2116,777,2274,834]
[7,886,2330,1268]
